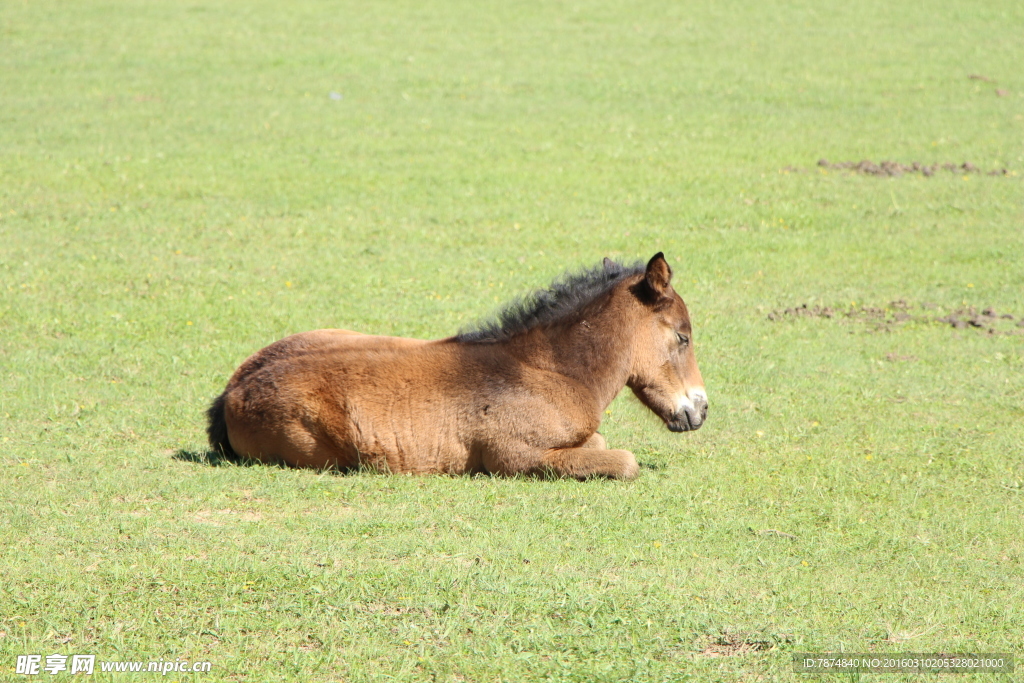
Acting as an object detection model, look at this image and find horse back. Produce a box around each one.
[224,329,426,388]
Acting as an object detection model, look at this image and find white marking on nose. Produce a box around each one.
[675,387,708,424]
[674,394,695,414]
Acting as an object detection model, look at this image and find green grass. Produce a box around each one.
[2,0,1023,680]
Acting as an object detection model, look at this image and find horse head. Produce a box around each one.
[626,253,708,432]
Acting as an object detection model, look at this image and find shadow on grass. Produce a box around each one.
[172,449,666,478]
[172,449,261,468]
[172,449,340,473]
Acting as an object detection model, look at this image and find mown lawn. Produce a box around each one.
[2,0,1022,680]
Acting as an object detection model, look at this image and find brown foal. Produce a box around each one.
[207,253,707,479]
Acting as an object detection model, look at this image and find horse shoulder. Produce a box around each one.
[454,346,601,447]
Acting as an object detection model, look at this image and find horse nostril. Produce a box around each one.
[701,403,708,420]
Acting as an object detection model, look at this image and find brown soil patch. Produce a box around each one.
[816,159,1009,177]
[768,300,1023,335]
[696,633,783,658]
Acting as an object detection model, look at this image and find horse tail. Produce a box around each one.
[206,391,238,460]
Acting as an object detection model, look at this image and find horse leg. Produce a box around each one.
[538,446,638,480]
[481,434,636,480]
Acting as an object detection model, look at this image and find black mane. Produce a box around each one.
[456,259,645,343]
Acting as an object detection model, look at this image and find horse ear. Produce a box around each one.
[645,252,672,296]
[603,257,614,272]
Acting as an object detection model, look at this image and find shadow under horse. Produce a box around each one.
[205,253,707,480]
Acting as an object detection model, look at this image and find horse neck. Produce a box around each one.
[509,297,636,411]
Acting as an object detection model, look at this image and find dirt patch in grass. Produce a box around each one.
[768,300,1023,335]
[815,159,1010,177]
[696,632,787,658]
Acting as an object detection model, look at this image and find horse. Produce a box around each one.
[206,252,707,480]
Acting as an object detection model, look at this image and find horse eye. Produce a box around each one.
[676,332,689,347]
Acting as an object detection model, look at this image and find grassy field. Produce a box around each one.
[2,0,1023,680]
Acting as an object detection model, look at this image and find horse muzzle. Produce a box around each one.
[667,393,708,432]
